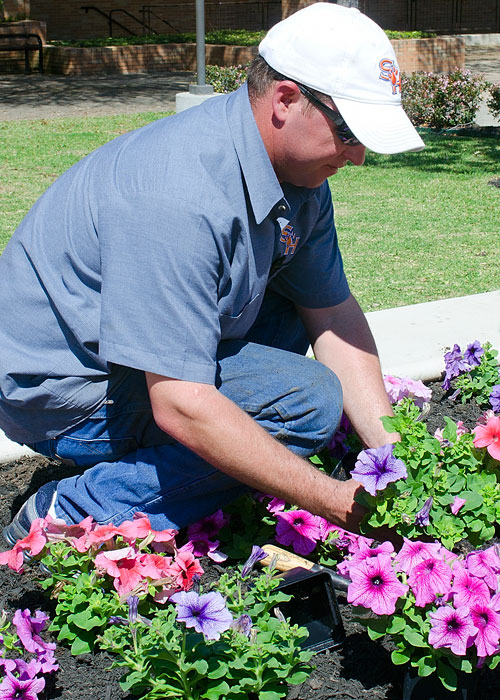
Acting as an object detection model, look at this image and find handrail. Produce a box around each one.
[109,8,158,35]
[81,6,135,37]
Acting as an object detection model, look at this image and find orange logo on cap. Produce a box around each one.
[379,59,401,95]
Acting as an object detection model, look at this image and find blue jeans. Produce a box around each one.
[30,292,343,529]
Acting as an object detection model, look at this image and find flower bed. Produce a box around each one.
[1,341,499,700]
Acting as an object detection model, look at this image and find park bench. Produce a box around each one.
[0,32,43,73]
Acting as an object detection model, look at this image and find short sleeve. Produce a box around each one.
[98,192,222,383]
[269,183,351,308]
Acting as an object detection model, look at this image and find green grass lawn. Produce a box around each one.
[1,115,498,312]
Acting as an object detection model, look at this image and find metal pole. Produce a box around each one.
[189,0,214,94]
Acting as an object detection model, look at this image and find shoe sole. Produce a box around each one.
[3,492,39,548]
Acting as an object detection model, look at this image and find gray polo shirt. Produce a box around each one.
[0,84,350,444]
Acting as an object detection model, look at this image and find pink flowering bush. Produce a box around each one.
[401,69,491,129]
[0,512,200,655]
[345,538,500,691]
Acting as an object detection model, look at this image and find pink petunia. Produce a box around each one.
[429,605,477,656]
[473,416,500,461]
[470,602,500,658]
[347,553,408,615]
[168,548,204,591]
[275,509,321,556]
[451,562,491,608]
[408,557,453,607]
[466,546,500,590]
[395,539,443,574]
[95,546,149,597]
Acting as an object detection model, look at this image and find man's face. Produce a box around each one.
[271,86,366,188]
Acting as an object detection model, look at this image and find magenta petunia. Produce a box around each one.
[408,557,453,607]
[12,609,55,657]
[350,444,407,496]
[395,539,443,574]
[466,546,500,590]
[186,509,229,542]
[347,553,408,616]
[451,562,491,609]
[451,497,467,515]
[429,605,477,656]
[470,602,500,658]
[275,509,321,556]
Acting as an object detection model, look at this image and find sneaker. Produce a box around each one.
[3,480,58,548]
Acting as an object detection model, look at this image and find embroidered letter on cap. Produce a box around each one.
[379,58,401,95]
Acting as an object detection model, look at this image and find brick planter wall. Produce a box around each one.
[1,35,465,75]
[43,43,259,75]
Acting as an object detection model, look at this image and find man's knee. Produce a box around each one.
[306,361,343,450]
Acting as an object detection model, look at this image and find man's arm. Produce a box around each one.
[298,293,399,448]
[146,372,365,531]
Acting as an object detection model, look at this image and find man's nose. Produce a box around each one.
[345,144,366,166]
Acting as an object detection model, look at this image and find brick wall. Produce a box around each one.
[28,0,281,41]
[1,34,463,75]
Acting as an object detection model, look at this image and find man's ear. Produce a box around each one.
[271,81,302,124]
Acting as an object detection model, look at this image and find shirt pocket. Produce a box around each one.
[219,293,262,339]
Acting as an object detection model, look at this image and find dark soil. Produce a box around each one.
[0,381,497,699]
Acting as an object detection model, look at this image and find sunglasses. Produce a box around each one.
[295,82,362,146]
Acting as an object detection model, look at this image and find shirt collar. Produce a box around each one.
[226,83,286,225]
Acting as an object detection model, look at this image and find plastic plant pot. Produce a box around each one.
[274,566,346,653]
[402,667,477,700]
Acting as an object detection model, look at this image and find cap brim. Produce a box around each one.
[333,97,425,155]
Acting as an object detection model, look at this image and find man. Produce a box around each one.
[0,3,424,545]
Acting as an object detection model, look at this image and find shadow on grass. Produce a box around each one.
[365,130,500,175]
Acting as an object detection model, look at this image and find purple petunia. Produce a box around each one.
[241,545,267,579]
[350,444,407,496]
[442,344,469,391]
[12,610,55,657]
[170,590,233,641]
[415,497,433,527]
[0,671,45,700]
[464,340,485,367]
[490,385,500,413]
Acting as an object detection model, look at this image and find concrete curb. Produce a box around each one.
[1,289,499,464]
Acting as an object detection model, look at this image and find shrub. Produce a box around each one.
[401,69,490,129]
[487,82,500,120]
[205,63,249,93]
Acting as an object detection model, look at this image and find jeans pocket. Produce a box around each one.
[51,434,140,468]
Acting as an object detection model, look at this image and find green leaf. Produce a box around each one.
[70,635,93,655]
[437,660,458,692]
[68,611,104,630]
[391,649,411,665]
[403,629,427,647]
[258,691,285,700]
[288,671,309,685]
[203,681,231,699]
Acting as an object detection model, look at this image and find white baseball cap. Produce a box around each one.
[259,2,425,154]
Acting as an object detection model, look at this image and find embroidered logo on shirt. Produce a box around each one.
[379,58,401,95]
[280,224,300,255]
